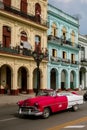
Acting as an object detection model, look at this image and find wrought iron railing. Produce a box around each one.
[0,1,48,27]
[0,44,32,56]
[48,35,79,49]
[50,56,79,65]
[81,58,87,62]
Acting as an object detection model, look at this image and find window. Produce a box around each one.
[62,27,66,40]
[20,31,32,50]
[71,31,75,46]
[3,26,11,47]
[35,35,41,52]
[21,31,27,41]
[3,0,11,6]
[71,54,75,63]
[63,51,66,59]
[52,49,57,57]
[81,47,85,60]
[35,3,41,23]
[51,23,57,37]
[21,0,27,14]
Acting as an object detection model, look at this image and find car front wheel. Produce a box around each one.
[42,108,50,119]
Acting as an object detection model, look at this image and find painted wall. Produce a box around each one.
[47,4,79,90]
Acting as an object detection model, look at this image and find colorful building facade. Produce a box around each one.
[79,34,87,90]
[47,4,80,91]
[0,0,48,95]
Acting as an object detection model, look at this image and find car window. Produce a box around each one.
[37,91,48,96]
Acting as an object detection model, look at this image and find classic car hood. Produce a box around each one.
[21,96,53,106]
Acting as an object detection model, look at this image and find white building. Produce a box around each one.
[79,34,87,90]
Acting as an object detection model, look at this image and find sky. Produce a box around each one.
[48,0,87,35]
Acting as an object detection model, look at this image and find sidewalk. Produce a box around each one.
[0,90,86,106]
[0,93,35,106]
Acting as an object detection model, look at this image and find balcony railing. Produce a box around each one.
[0,44,32,57]
[48,35,79,49]
[0,1,48,27]
[0,44,49,61]
[50,56,79,65]
[81,58,87,62]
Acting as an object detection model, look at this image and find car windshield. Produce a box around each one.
[37,91,49,96]
[37,90,56,97]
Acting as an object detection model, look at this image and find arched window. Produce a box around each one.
[71,31,75,46]
[20,31,32,50]
[35,3,41,23]
[51,23,57,37]
[3,26,11,47]
[3,0,11,6]
[20,31,27,41]
[35,35,41,52]
[21,0,27,14]
[62,27,66,40]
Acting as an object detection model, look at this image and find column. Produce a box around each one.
[47,67,50,89]
[41,66,47,90]
[57,71,61,91]
[28,69,34,94]
[85,71,87,89]
[66,70,70,90]
[12,68,18,95]
[75,70,79,90]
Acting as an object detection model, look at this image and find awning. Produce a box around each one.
[22,41,32,50]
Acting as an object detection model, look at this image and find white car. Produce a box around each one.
[57,91,84,111]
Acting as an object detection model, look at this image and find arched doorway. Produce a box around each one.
[61,70,67,90]
[70,71,75,89]
[50,68,57,90]
[79,67,86,89]
[18,67,27,93]
[0,65,11,94]
[33,68,41,92]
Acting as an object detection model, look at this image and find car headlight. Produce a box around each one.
[34,102,39,108]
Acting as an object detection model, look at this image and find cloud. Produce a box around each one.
[51,0,75,3]
[81,0,87,3]
[49,0,87,34]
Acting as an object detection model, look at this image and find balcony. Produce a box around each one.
[80,58,87,65]
[50,56,61,62]
[48,35,79,49]
[0,44,32,57]
[50,56,79,65]
[81,58,87,62]
[62,58,70,64]
[0,1,48,27]
[0,44,49,61]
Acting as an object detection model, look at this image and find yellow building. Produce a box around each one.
[0,0,48,95]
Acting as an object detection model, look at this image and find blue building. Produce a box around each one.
[47,4,79,91]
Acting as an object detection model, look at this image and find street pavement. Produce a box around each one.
[0,90,86,106]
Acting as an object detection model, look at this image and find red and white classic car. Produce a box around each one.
[17,90,83,118]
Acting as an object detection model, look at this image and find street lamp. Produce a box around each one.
[32,48,48,95]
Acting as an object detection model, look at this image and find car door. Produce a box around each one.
[51,96,68,112]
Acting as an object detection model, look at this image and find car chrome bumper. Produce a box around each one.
[18,108,43,116]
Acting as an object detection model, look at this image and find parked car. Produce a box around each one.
[17,90,83,119]
[83,91,87,101]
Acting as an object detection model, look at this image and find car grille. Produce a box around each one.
[21,106,35,112]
